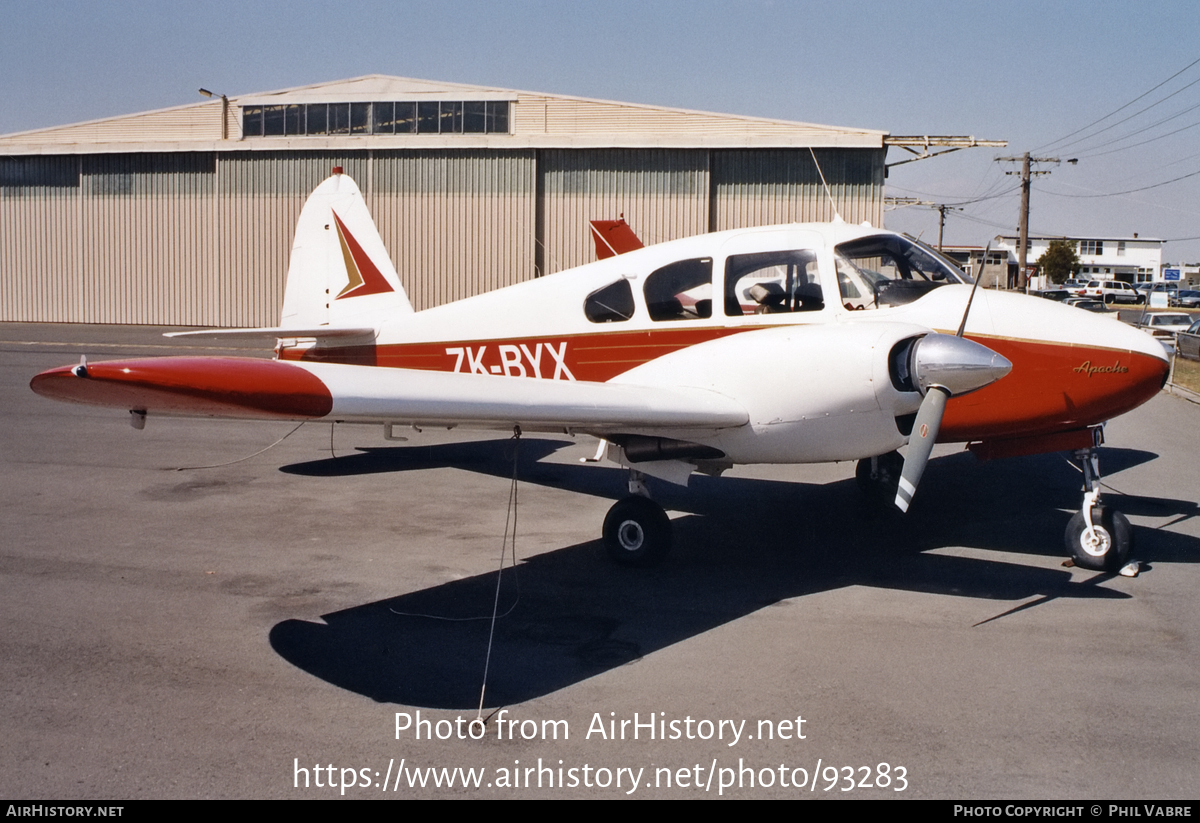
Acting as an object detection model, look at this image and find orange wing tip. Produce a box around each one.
[30,357,333,420]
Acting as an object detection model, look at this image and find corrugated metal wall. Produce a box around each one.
[711,149,884,230]
[80,154,215,325]
[540,149,709,274]
[0,156,81,322]
[0,147,883,326]
[371,150,535,309]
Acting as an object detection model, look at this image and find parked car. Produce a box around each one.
[1062,278,1089,292]
[1173,289,1200,309]
[1137,312,1193,342]
[1068,299,1109,313]
[1178,320,1200,361]
[1035,289,1072,302]
[1136,281,1179,308]
[1083,280,1145,305]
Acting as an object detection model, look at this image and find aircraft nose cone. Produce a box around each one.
[913,333,1012,397]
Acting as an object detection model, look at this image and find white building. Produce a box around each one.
[996,234,1164,288]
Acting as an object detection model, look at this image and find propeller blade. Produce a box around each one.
[895,386,947,512]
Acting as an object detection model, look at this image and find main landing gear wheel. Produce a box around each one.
[1065,506,1132,572]
[602,496,672,567]
[855,451,903,504]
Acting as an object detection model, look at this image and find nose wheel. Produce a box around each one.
[1065,445,1132,572]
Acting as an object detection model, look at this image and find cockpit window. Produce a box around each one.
[644,258,713,321]
[835,235,969,309]
[584,278,635,323]
[725,250,823,316]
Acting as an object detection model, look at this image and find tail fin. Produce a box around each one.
[281,168,413,329]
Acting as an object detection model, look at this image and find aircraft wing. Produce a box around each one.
[30,356,749,432]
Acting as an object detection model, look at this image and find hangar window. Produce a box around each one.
[464,102,487,133]
[304,104,327,135]
[725,250,823,315]
[260,105,303,136]
[416,102,441,133]
[644,258,713,321]
[373,102,417,134]
[329,104,352,134]
[584,279,635,323]
[243,101,511,137]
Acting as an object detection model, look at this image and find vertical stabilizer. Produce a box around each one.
[280,169,413,329]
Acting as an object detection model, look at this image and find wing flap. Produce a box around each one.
[305,361,747,430]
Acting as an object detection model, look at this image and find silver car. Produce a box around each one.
[1178,320,1200,361]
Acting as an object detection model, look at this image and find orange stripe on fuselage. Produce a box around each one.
[282,327,748,382]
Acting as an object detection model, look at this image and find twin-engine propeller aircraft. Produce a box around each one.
[32,169,1168,571]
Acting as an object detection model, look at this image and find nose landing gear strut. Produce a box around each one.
[1065,445,1132,572]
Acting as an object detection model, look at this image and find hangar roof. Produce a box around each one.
[0,74,887,155]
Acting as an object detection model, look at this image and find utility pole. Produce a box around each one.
[883,197,960,251]
[934,203,962,252]
[997,152,1059,289]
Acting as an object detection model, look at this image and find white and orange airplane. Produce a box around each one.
[31,169,1169,571]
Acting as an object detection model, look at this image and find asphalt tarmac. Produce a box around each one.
[3,323,1199,799]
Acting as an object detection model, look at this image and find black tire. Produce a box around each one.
[855,451,903,504]
[1065,506,1132,571]
[602,496,671,566]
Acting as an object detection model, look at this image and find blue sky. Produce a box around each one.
[5,0,1199,262]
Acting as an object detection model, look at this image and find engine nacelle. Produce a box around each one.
[611,322,935,464]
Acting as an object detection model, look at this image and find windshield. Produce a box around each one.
[835,234,970,309]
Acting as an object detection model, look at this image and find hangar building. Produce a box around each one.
[0,75,889,326]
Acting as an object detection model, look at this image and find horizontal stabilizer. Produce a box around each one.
[164,327,376,343]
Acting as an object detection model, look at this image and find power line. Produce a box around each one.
[1040,166,1200,198]
[1050,72,1200,154]
[1035,55,1200,152]
[1074,117,1200,160]
[886,183,1020,206]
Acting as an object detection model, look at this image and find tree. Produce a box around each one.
[1036,239,1081,285]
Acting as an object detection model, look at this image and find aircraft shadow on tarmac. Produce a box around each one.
[271,438,1200,708]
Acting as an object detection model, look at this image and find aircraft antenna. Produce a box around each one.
[808,147,843,222]
[956,241,990,338]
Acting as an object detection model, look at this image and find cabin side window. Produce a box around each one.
[643,258,713,321]
[724,250,823,316]
[584,279,635,323]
